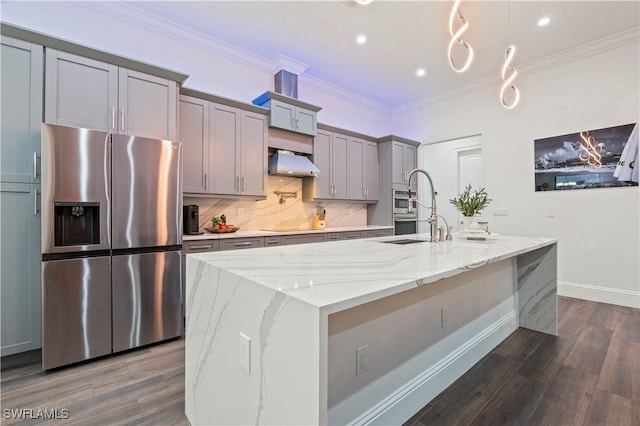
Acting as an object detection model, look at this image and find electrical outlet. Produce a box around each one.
[237,207,244,216]
[239,333,251,374]
[545,207,555,218]
[356,345,369,376]
[494,208,509,216]
[441,307,447,328]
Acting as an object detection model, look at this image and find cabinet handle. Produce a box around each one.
[33,152,38,179]
[34,188,39,215]
[295,118,299,129]
[204,173,208,190]
[265,239,279,245]
[112,107,117,131]
[235,176,239,191]
[365,187,368,199]
[233,242,253,247]
[241,176,245,192]
[291,117,295,128]
[120,108,126,132]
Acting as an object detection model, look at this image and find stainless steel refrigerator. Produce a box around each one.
[41,124,183,370]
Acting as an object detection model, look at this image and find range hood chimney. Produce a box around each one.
[274,69,298,99]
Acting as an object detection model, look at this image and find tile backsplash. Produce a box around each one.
[185,176,367,231]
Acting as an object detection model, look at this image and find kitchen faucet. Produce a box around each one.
[407,168,439,242]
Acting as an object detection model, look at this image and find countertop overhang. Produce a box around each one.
[187,233,556,313]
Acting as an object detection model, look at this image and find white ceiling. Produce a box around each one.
[126,0,639,108]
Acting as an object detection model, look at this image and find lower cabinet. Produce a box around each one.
[339,231,364,240]
[1,183,41,356]
[219,237,265,251]
[363,229,393,238]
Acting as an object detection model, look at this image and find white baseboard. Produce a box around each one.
[351,311,518,426]
[558,281,640,309]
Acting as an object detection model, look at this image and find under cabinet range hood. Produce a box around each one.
[268,149,320,177]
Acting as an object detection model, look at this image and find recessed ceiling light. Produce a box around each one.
[356,34,367,45]
[537,17,551,27]
[416,68,427,77]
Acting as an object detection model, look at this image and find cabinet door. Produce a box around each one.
[45,49,118,132]
[294,107,317,136]
[119,68,178,140]
[1,37,43,184]
[179,95,209,193]
[404,144,418,191]
[348,137,365,200]
[220,237,264,251]
[392,142,406,188]
[364,141,379,200]
[332,133,349,199]
[269,99,295,132]
[240,111,267,196]
[1,183,41,356]
[313,130,332,198]
[210,103,240,195]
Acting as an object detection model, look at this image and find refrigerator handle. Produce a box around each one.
[33,152,39,179]
[120,108,126,133]
[111,107,116,131]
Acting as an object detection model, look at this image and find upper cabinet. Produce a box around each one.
[45,49,178,141]
[179,91,267,198]
[304,128,348,199]
[252,91,321,137]
[304,126,377,202]
[1,36,43,184]
[392,141,417,191]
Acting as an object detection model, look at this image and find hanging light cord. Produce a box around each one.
[448,0,474,73]
[500,1,520,109]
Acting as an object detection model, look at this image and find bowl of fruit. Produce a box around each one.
[204,215,239,233]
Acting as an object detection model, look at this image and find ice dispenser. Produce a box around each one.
[54,202,101,246]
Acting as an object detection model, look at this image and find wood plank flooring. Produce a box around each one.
[1,297,637,425]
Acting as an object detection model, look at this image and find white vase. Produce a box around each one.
[461,215,479,231]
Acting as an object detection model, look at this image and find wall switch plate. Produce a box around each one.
[237,207,244,216]
[239,333,251,374]
[545,207,555,218]
[356,345,369,376]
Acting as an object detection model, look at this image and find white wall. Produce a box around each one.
[394,39,640,307]
[0,1,391,136]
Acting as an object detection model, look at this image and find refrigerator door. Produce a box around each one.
[41,124,111,254]
[112,250,182,352]
[42,256,112,370]
[111,135,182,249]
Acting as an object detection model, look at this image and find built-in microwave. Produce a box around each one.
[393,190,417,215]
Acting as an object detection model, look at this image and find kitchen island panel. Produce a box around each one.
[185,256,325,426]
[517,244,558,335]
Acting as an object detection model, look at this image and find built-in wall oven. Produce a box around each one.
[393,190,418,235]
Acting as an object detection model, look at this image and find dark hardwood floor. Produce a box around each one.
[1,297,637,425]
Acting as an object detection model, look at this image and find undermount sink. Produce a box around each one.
[381,239,431,245]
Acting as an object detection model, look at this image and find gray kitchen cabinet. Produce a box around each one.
[325,233,340,242]
[1,183,41,356]
[392,141,418,191]
[209,103,267,197]
[45,49,178,141]
[0,36,43,356]
[348,137,379,201]
[283,234,326,245]
[179,95,209,193]
[363,229,393,238]
[339,231,364,240]
[1,36,43,184]
[183,240,220,254]
[303,129,348,200]
[264,236,283,247]
[219,237,265,251]
[269,99,317,136]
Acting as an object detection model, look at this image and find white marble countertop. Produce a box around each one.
[183,225,393,241]
[188,233,556,313]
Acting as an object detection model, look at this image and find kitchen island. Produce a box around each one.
[185,234,557,425]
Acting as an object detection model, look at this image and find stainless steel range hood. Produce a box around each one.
[268,150,319,177]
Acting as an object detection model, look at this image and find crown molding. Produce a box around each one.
[395,26,640,114]
[78,1,387,113]
[270,54,308,76]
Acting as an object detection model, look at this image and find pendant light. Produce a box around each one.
[448,0,474,73]
[500,1,520,109]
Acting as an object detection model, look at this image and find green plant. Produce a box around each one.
[449,184,492,216]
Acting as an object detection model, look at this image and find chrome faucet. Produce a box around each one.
[407,168,439,242]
